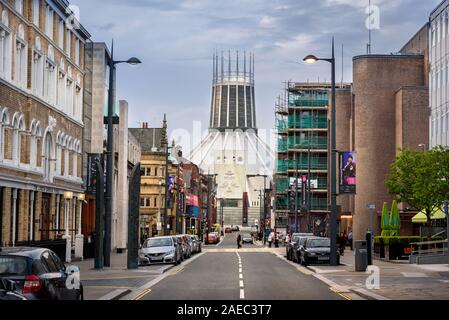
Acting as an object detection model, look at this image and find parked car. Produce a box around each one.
[225,227,233,234]
[176,235,192,259]
[299,237,340,266]
[194,235,202,253]
[0,247,83,300]
[286,233,313,261]
[242,234,254,244]
[187,235,198,255]
[0,278,27,300]
[207,232,220,244]
[139,236,182,265]
[292,236,319,263]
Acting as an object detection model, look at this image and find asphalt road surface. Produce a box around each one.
[139,232,342,300]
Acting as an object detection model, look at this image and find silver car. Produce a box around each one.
[139,236,182,265]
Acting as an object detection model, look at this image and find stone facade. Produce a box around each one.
[0,0,90,247]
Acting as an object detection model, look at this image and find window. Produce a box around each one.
[437,20,441,43]
[0,109,10,161]
[140,197,145,207]
[15,0,23,15]
[32,38,44,97]
[74,83,82,120]
[155,167,158,176]
[33,0,40,26]
[66,76,74,117]
[45,5,53,39]
[66,30,71,56]
[58,20,64,48]
[432,27,436,47]
[74,38,80,65]
[57,63,66,109]
[15,25,27,89]
[154,197,157,208]
[0,11,12,81]
[145,167,151,176]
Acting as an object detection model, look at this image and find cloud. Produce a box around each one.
[259,15,277,28]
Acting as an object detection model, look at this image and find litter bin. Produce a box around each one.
[355,240,368,272]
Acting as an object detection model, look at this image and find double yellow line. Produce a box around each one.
[133,288,152,300]
[330,287,352,300]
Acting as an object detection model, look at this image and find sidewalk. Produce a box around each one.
[301,251,449,300]
[76,253,174,300]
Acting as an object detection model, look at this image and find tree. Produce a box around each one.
[386,147,449,225]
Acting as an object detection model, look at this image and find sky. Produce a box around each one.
[73,0,440,152]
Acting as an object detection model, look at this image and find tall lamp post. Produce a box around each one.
[63,191,73,263]
[105,46,141,267]
[303,37,338,266]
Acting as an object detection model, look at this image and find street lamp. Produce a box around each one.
[75,193,85,259]
[105,43,141,267]
[303,37,338,266]
[63,191,73,263]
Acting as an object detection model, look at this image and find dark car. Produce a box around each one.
[286,233,313,261]
[299,238,340,266]
[0,278,26,300]
[292,236,319,263]
[0,247,83,300]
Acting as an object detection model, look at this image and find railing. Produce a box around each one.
[288,118,328,130]
[278,139,288,152]
[409,239,448,261]
[287,159,328,171]
[288,139,328,150]
[289,100,328,108]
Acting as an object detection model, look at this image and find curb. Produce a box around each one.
[98,288,132,300]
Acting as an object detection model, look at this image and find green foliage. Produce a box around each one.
[389,200,400,236]
[374,236,420,245]
[381,202,390,237]
[386,147,449,224]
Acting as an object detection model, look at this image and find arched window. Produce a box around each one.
[0,108,11,160]
[66,67,74,117]
[0,10,12,80]
[56,131,64,175]
[30,120,42,169]
[67,137,73,176]
[43,131,54,180]
[12,113,25,164]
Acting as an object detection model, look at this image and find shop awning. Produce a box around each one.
[412,212,427,224]
[412,208,447,223]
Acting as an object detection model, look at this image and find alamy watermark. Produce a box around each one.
[65,5,81,31]
[365,266,380,290]
[365,4,381,30]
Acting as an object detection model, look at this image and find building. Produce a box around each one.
[130,118,179,240]
[189,51,274,228]
[429,2,449,148]
[274,82,351,235]
[351,53,428,241]
[82,42,141,254]
[0,0,89,257]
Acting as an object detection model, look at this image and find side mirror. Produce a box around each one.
[40,272,64,280]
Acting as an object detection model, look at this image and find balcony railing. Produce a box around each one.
[288,117,328,129]
[288,137,328,150]
[287,158,328,171]
[289,100,328,108]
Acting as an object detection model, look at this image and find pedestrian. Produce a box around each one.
[348,230,353,251]
[338,232,345,256]
[274,232,279,248]
[268,232,274,248]
[237,234,242,249]
[285,233,291,246]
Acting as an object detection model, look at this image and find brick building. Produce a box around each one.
[0,0,89,251]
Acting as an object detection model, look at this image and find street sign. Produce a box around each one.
[367,204,376,210]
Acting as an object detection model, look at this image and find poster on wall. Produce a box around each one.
[339,151,356,194]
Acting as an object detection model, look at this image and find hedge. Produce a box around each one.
[374,236,421,245]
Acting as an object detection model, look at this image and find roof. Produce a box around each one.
[0,247,46,259]
[129,128,164,153]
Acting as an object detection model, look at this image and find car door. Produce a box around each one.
[40,251,66,300]
[50,251,80,300]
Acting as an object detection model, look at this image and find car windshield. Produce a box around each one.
[144,238,172,248]
[0,256,30,276]
[292,236,300,243]
[307,239,330,248]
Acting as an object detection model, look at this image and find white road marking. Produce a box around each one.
[401,272,429,278]
[239,268,242,273]
[239,274,243,279]
[239,280,244,288]
[240,289,245,299]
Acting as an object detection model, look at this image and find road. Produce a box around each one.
[137,231,343,300]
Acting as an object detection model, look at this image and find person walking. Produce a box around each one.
[237,234,242,249]
[348,230,353,251]
[338,232,345,256]
[268,232,274,248]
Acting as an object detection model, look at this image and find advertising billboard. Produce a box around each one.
[339,151,356,194]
